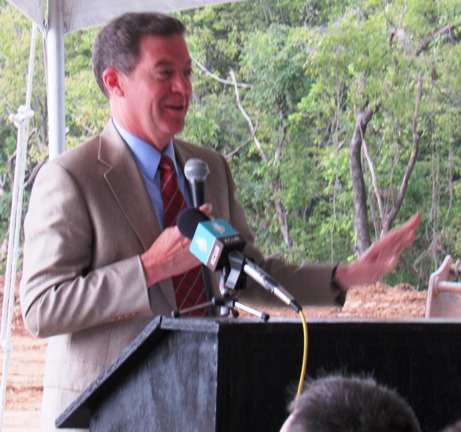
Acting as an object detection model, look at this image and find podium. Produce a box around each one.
[56,317,461,432]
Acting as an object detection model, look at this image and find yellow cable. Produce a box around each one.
[296,309,308,398]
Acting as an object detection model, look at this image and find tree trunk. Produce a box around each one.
[271,115,293,248]
[381,77,422,233]
[273,176,293,248]
[349,106,378,255]
[230,71,293,248]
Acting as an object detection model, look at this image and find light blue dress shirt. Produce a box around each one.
[112,118,192,231]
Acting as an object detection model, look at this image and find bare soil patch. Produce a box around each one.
[0,277,427,427]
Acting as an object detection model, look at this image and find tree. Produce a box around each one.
[2,0,461,287]
[294,0,461,276]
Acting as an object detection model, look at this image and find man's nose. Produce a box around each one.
[172,73,191,94]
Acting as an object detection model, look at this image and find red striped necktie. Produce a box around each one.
[159,155,208,316]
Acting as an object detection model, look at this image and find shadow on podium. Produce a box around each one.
[57,316,461,431]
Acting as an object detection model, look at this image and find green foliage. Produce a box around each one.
[2,0,461,288]
[0,2,46,240]
[65,28,109,148]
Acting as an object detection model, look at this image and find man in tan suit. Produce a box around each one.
[19,12,420,432]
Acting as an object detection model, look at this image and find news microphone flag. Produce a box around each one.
[189,218,245,272]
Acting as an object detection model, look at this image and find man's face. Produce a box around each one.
[115,34,192,151]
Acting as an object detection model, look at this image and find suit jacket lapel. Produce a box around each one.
[98,121,178,309]
[98,121,160,252]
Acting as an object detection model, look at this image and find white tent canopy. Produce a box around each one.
[8,0,238,34]
[7,0,240,157]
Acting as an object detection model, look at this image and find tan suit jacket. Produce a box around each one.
[20,120,342,431]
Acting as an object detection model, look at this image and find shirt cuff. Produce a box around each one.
[330,264,346,306]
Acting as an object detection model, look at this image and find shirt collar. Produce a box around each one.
[112,117,178,179]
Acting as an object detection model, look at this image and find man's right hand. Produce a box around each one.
[140,203,212,286]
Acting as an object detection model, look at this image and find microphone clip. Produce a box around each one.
[222,250,248,292]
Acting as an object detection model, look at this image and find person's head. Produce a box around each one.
[92,12,191,150]
[280,374,421,432]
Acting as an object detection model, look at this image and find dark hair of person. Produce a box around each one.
[286,374,421,432]
[92,12,186,97]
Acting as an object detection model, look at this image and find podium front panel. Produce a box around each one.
[56,317,461,432]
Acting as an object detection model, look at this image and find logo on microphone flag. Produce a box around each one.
[190,218,241,271]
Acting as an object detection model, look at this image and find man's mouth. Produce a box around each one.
[166,103,185,111]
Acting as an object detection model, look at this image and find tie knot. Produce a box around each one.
[159,155,175,173]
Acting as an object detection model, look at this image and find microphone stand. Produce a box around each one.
[213,266,270,321]
[172,252,270,321]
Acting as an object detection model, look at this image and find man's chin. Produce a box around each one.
[169,122,186,136]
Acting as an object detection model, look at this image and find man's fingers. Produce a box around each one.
[198,203,213,216]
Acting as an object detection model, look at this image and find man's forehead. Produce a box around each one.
[139,34,191,64]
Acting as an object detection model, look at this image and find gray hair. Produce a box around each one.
[92,12,186,97]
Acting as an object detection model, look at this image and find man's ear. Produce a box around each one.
[102,67,124,97]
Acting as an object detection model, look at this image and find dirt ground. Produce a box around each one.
[0,278,428,430]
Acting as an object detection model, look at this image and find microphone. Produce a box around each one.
[177,208,301,312]
[177,208,246,272]
[183,159,213,313]
[238,255,301,312]
[184,158,209,208]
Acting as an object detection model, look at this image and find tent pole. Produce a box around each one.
[0,22,38,431]
[46,0,66,158]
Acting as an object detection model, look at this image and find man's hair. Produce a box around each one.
[285,374,421,432]
[92,12,186,97]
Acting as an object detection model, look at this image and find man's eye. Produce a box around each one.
[157,69,173,78]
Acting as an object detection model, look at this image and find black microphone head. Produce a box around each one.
[184,158,210,183]
[177,208,210,239]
